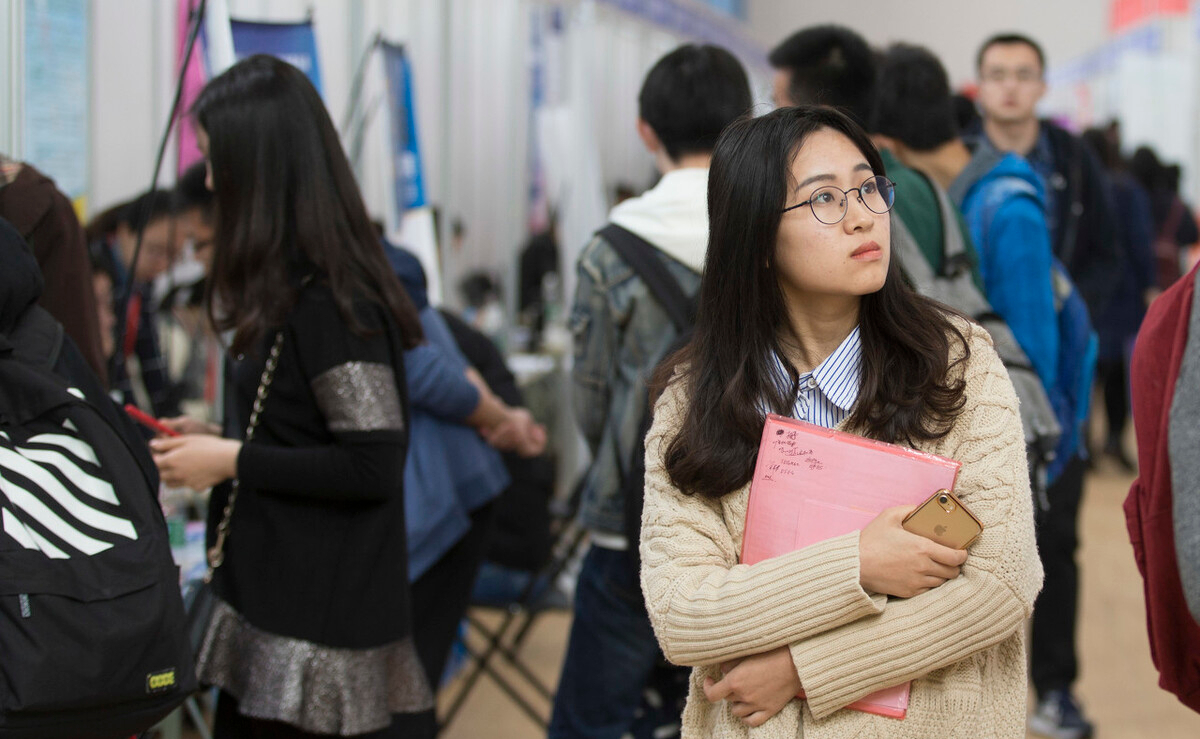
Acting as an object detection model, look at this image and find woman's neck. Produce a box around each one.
[778,297,860,373]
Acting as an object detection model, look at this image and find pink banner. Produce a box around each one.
[1109,0,1189,33]
[176,0,208,175]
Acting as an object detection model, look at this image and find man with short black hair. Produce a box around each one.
[767,24,876,127]
[769,25,984,286]
[550,44,751,739]
[972,31,1110,739]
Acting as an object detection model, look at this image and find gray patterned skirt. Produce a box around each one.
[197,599,434,735]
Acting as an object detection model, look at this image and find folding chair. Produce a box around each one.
[438,488,588,732]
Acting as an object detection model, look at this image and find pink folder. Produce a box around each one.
[740,414,962,719]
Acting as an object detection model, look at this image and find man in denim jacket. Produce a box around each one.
[549,44,750,739]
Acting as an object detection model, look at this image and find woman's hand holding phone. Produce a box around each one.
[150,435,241,490]
[859,506,967,598]
[158,415,222,436]
[901,490,983,549]
[125,406,221,437]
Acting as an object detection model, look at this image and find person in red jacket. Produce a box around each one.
[1126,261,1200,714]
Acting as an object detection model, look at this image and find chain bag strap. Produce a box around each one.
[204,331,285,581]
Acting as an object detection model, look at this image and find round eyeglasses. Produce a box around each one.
[782,175,897,225]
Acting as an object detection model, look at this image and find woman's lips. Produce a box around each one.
[851,242,882,260]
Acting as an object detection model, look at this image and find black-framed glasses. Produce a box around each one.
[782,175,896,225]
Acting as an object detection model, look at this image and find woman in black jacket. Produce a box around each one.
[151,55,433,738]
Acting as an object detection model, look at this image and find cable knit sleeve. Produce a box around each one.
[789,323,1044,719]
[639,377,887,668]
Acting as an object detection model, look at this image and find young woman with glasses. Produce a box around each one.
[639,106,1043,738]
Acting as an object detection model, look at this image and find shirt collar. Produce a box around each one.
[1026,125,1055,170]
[806,325,862,413]
[771,325,863,414]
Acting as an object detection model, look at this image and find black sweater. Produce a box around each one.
[210,282,413,649]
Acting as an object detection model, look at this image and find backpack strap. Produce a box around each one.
[7,305,64,370]
[597,223,694,333]
[923,171,975,279]
[900,164,973,281]
[1056,129,1086,268]
[890,212,936,292]
[596,224,698,559]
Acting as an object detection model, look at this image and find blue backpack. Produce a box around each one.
[971,172,1098,486]
[1047,260,1098,483]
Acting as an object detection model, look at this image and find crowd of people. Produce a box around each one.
[2,17,1200,739]
[553,24,1200,739]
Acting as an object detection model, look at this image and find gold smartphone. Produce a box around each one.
[901,489,982,549]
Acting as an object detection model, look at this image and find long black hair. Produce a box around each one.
[191,54,422,354]
[657,106,969,500]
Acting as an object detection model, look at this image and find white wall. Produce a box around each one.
[90,0,176,207]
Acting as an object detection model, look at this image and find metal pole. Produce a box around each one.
[2,0,26,157]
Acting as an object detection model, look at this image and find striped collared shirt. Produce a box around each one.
[773,326,863,429]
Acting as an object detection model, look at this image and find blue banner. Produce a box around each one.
[526,6,551,233]
[24,0,89,208]
[1046,23,1163,86]
[229,19,323,95]
[381,42,426,215]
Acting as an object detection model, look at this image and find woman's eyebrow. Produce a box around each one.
[795,173,835,191]
[796,163,874,192]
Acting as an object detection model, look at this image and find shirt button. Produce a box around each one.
[807,377,818,389]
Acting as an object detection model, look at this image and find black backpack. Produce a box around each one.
[595,225,697,567]
[0,305,196,739]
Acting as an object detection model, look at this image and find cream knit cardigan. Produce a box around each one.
[639,321,1044,739]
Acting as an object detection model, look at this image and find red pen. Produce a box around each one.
[124,404,180,437]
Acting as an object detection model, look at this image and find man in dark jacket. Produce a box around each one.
[971,34,1121,318]
[971,32,1118,739]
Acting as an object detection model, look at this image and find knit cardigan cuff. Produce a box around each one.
[648,530,885,666]
[790,567,1028,718]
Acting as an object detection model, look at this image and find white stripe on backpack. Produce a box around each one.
[0,448,136,539]
[11,447,119,505]
[3,508,69,559]
[21,432,99,465]
[0,424,139,558]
